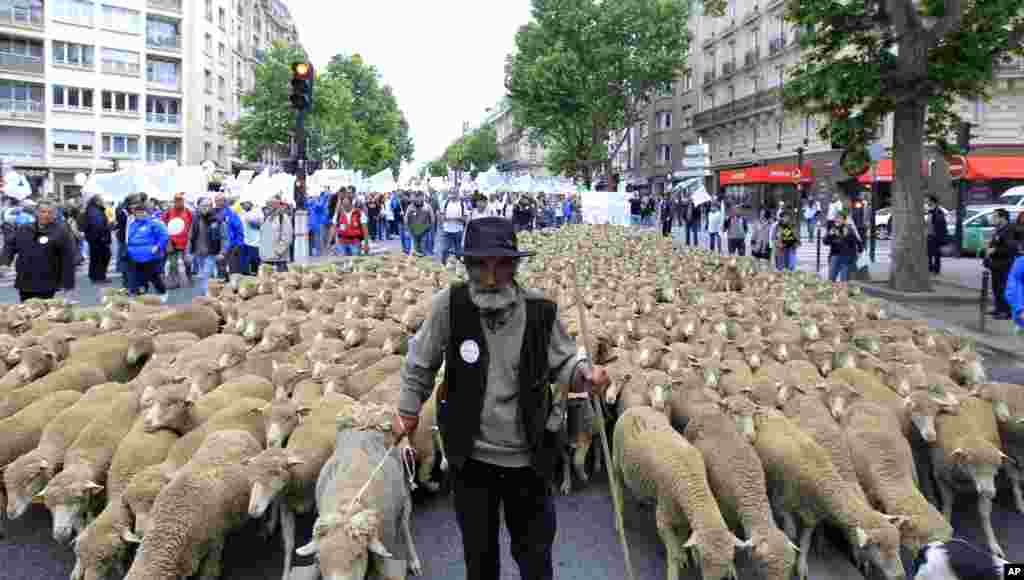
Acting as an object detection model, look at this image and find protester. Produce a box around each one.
[161,192,193,288]
[404,193,434,256]
[188,197,222,293]
[985,208,1015,320]
[439,189,468,265]
[213,193,244,278]
[775,212,800,272]
[259,194,293,272]
[124,199,169,300]
[239,200,263,275]
[659,194,674,237]
[803,198,819,240]
[750,210,772,262]
[83,194,112,284]
[926,195,948,275]
[0,200,76,302]
[824,211,861,282]
[396,216,609,580]
[706,202,723,254]
[333,190,369,257]
[723,206,748,255]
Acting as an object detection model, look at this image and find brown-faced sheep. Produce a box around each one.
[0,362,107,419]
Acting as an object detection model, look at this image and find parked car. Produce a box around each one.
[873,206,950,240]
[945,206,1023,256]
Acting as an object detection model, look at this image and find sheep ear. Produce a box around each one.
[141,385,156,402]
[83,481,104,493]
[121,529,142,544]
[683,533,698,549]
[260,402,271,413]
[854,527,869,549]
[37,457,50,470]
[367,537,393,558]
[951,447,968,463]
[286,456,304,467]
[34,484,49,499]
[296,406,313,418]
[295,540,319,556]
[882,514,910,530]
[240,457,251,466]
[734,537,753,549]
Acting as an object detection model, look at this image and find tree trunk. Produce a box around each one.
[889,98,932,293]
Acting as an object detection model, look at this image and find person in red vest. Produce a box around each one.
[332,191,369,256]
[162,192,193,288]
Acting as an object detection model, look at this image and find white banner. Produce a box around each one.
[580,190,629,225]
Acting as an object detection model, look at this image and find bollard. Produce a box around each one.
[816,234,822,274]
[980,270,990,333]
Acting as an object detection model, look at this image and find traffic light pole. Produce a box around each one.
[293,107,309,264]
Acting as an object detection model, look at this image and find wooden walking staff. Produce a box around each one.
[568,259,636,580]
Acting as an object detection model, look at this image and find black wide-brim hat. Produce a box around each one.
[459,217,534,258]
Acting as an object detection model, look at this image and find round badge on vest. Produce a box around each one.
[459,339,480,364]
[38,236,48,245]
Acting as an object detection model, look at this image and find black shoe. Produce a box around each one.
[988,310,1001,316]
[993,313,1011,320]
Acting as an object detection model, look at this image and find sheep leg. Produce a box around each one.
[280,502,296,580]
[559,447,573,495]
[197,539,225,580]
[655,499,683,580]
[977,495,1005,559]
[1005,461,1024,514]
[778,510,798,542]
[262,498,279,539]
[797,524,815,580]
[402,496,423,576]
[573,434,592,485]
[934,473,955,521]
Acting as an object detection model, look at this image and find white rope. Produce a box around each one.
[344,410,415,514]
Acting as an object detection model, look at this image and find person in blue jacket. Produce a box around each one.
[1005,252,1024,330]
[213,194,244,278]
[125,199,169,300]
[306,194,325,257]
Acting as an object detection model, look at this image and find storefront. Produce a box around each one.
[717,163,815,215]
[856,156,1024,208]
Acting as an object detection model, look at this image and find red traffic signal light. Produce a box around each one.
[853,200,864,209]
[292,62,312,80]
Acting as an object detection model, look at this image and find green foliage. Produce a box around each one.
[427,159,448,178]
[460,124,499,178]
[505,0,715,181]
[388,115,415,181]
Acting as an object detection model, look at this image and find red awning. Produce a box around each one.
[858,156,1024,184]
[718,164,814,186]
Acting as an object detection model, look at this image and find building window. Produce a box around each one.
[218,42,225,62]
[51,40,93,68]
[146,96,179,126]
[146,16,179,49]
[218,75,225,99]
[204,105,212,128]
[751,74,761,94]
[204,69,213,93]
[101,90,139,114]
[101,134,140,157]
[147,137,178,161]
[728,85,736,102]
[100,48,139,75]
[218,7,225,29]
[52,0,92,26]
[51,85,93,111]
[217,145,225,163]
[204,33,212,54]
[683,69,693,92]
[1,35,42,66]
[204,141,212,160]
[639,122,648,139]
[217,109,225,128]
[100,5,141,33]
[52,129,94,153]
[204,0,212,21]
[750,30,759,56]
[657,144,672,164]
[0,80,43,110]
[146,59,179,88]
[656,111,673,130]
[704,93,715,111]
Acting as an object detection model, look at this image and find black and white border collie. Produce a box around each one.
[912,538,1008,579]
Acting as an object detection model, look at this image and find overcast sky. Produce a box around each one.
[287,0,533,174]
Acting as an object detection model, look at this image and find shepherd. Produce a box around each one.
[395,216,610,580]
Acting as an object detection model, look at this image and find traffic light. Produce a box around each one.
[290,62,314,111]
[281,158,298,174]
[956,121,972,155]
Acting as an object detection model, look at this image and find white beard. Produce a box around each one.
[468,283,519,313]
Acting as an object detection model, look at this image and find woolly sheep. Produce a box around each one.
[0,389,82,539]
[358,373,404,408]
[840,400,952,553]
[295,423,422,580]
[246,396,358,580]
[141,375,273,434]
[1,345,58,392]
[339,355,404,399]
[39,390,140,543]
[147,304,221,338]
[0,362,107,419]
[70,502,134,580]
[931,396,1011,558]
[732,407,905,580]
[971,382,1024,513]
[106,415,180,503]
[613,405,748,580]
[122,397,269,538]
[271,362,312,400]
[4,382,126,520]
[683,404,797,580]
[67,334,154,382]
[121,430,263,580]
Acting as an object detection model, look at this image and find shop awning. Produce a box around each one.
[718,164,814,186]
[858,156,1024,184]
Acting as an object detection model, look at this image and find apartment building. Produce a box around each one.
[0,0,300,199]
[629,0,1024,208]
[492,99,550,177]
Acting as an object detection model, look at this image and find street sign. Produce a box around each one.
[948,155,967,180]
[682,156,710,168]
[868,143,886,162]
[685,144,709,156]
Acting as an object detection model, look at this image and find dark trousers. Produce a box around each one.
[927,237,942,274]
[992,265,1011,315]
[129,259,166,295]
[87,239,111,281]
[686,222,700,245]
[19,289,56,302]
[453,459,556,580]
[728,238,746,256]
[661,219,672,237]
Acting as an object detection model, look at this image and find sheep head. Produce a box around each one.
[948,444,1010,499]
[178,359,221,401]
[823,382,860,421]
[683,529,748,580]
[851,520,906,580]
[747,528,798,580]
[121,466,172,538]
[380,331,409,356]
[296,508,390,580]
[13,346,57,384]
[903,387,960,443]
[39,473,104,544]
[4,454,51,519]
[718,395,756,442]
[216,342,248,369]
[141,382,193,434]
[73,511,133,580]
[263,400,312,448]
[950,351,986,386]
[242,448,304,517]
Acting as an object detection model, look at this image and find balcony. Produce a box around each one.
[146,77,180,93]
[721,59,736,77]
[146,34,182,52]
[744,50,758,69]
[703,69,716,86]
[147,150,177,162]
[102,61,140,76]
[0,2,44,31]
[0,147,44,163]
[768,35,787,56]
[693,88,781,130]
[146,111,181,131]
[147,0,181,13]
[0,97,43,122]
[997,57,1024,76]
[0,50,43,76]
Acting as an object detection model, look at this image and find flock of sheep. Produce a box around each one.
[0,224,1019,580]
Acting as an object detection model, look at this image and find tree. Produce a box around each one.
[427,159,448,178]
[505,0,724,184]
[430,124,500,192]
[782,0,1024,292]
[388,114,415,182]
